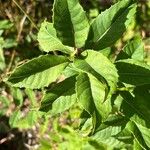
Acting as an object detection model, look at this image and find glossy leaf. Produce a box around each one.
[67,0,89,48]
[135,123,150,149]
[126,119,148,150]
[40,76,77,114]
[117,89,150,149]
[63,63,79,78]
[133,86,150,122]
[53,0,89,48]
[86,0,136,50]
[38,21,73,54]
[74,50,118,93]
[7,55,69,89]
[116,59,150,86]
[117,38,145,61]
[92,126,125,149]
[118,88,150,125]
[76,73,111,122]
[53,0,74,46]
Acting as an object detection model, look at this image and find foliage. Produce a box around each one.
[0,0,150,149]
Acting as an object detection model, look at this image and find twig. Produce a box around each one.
[0,134,14,144]
[17,15,27,41]
[6,50,16,73]
[5,13,27,74]
[12,0,39,31]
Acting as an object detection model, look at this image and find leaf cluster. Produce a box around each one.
[3,0,150,149]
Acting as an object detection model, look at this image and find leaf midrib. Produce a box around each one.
[9,62,68,80]
[44,25,64,46]
[95,4,130,44]
[42,86,75,109]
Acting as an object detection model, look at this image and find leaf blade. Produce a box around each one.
[53,0,89,48]
[117,38,145,61]
[38,21,72,54]
[67,0,89,48]
[86,0,136,50]
[115,59,150,86]
[53,0,74,46]
[7,55,69,89]
[40,76,77,114]
[76,73,111,123]
[74,50,118,94]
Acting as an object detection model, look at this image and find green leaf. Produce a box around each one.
[80,117,93,136]
[0,37,5,71]
[3,38,17,48]
[117,38,145,61]
[117,89,150,149]
[115,59,150,86]
[39,139,52,150]
[92,126,125,149]
[25,111,39,127]
[53,0,74,46]
[9,110,39,129]
[133,139,143,150]
[40,76,77,114]
[56,126,89,150]
[63,63,79,78]
[0,20,13,30]
[74,50,118,94]
[116,128,133,145]
[126,120,148,150]
[133,86,150,122]
[7,55,69,89]
[25,89,38,107]
[38,21,73,54]
[9,110,21,128]
[119,87,150,124]
[99,47,112,58]
[0,30,3,36]
[93,126,122,140]
[53,0,89,48]
[85,140,107,150]
[135,123,150,149]
[11,87,23,106]
[86,0,137,50]
[76,73,111,124]
[66,0,89,48]
[0,95,11,116]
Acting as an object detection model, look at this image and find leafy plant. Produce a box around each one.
[0,20,17,71]
[5,0,150,149]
